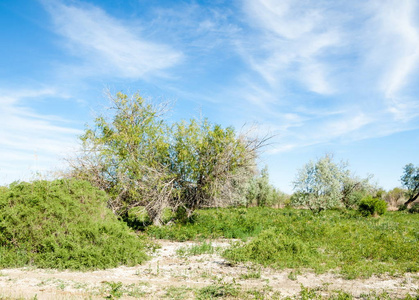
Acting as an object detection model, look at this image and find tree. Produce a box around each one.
[292,154,373,212]
[69,92,173,225]
[401,163,419,206]
[170,118,260,217]
[245,166,286,207]
[69,92,264,225]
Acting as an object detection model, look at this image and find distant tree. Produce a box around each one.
[292,154,373,212]
[384,187,406,207]
[341,175,375,209]
[245,166,277,207]
[401,163,419,206]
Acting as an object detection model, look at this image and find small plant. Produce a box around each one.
[240,267,261,279]
[288,270,301,281]
[299,284,321,300]
[358,196,388,217]
[197,281,239,299]
[104,281,124,299]
[164,286,191,299]
[176,242,217,257]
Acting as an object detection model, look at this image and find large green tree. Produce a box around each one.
[69,92,262,225]
[401,163,419,206]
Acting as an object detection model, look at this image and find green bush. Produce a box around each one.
[358,196,388,216]
[223,228,316,269]
[408,203,419,214]
[0,179,150,270]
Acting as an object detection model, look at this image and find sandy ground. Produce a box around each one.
[0,240,417,299]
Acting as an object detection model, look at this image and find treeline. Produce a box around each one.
[64,92,419,223]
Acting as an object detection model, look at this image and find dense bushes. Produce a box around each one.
[0,179,150,270]
[358,196,388,216]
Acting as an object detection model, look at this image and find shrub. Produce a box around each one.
[0,179,149,270]
[223,228,316,269]
[358,196,388,217]
[408,203,419,214]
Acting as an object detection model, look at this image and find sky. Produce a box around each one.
[1,0,418,193]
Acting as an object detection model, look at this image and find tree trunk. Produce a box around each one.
[404,192,419,207]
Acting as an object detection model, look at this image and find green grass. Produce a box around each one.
[176,241,219,257]
[0,179,150,270]
[146,207,419,278]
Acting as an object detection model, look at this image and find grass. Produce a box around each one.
[176,241,219,257]
[146,207,419,279]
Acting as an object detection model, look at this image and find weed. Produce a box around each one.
[240,267,261,280]
[164,286,192,299]
[197,281,239,299]
[288,270,301,281]
[103,281,124,299]
[177,241,218,257]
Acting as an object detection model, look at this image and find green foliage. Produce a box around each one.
[146,207,419,278]
[103,281,124,299]
[292,155,374,212]
[197,281,239,299]
[246,166,289,207]
[401,163,419,206]
[359,196,388,217]
[224,229,314,269]
[385,187,407,208]
[71,92,259,225]
[0,179,149,270]
[408,203,419,214]
[176,241,217,257]
[170,119,257,214]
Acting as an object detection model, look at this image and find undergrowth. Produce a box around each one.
[146,207,419,278]
[0,179,150,270]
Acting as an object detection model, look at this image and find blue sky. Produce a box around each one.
[1,0,418,193]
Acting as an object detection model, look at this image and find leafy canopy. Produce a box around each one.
[292,154,373,212]
[70,92,261,225]
[401,163,419,206]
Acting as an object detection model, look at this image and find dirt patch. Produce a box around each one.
[0,240,417,299]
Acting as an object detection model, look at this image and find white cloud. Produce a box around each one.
[0,88,81,185]
[42,0,183,79]
[370,0,419,98]
[364,0,419,120]
[239,0,342,95]
[227,0,419,154]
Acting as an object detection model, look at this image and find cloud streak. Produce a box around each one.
[239,0,343,95]
[0,88,81,184]
[42,0,183,79]
[226,0,419,154]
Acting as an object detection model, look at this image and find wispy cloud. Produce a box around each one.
[364,0,419,121]
[42,0,183,79]
[238,0,343,95]
[0,88,81,184]
[225,0,419,153]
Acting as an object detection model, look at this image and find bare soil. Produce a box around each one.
[0,240,417,299]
